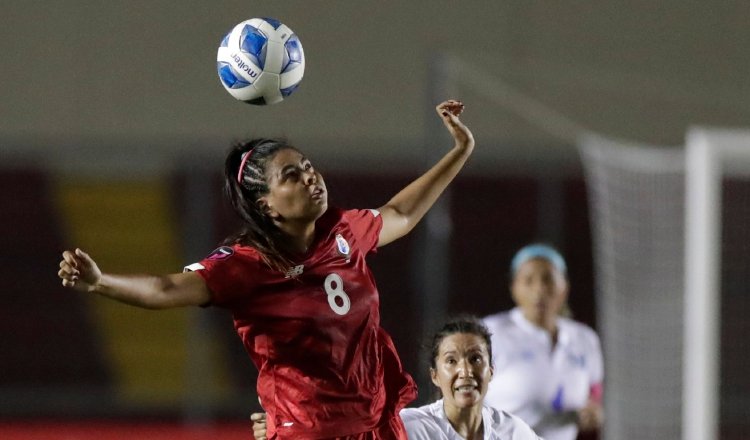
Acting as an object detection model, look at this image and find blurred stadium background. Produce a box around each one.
[1,1,749,439]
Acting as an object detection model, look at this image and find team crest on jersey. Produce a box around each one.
[206,246,234,260]
[285,264,304,279]
[335,234,351,261]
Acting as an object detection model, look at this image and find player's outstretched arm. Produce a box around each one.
[377,99,474,247]
[58,248,211,309]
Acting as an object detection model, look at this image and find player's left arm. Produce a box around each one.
[377,99,474,247]
[577,329,604,432]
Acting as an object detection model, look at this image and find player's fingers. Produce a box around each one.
[62,250,79,269]
[442,112,467,131]
[62,278,76,287]
[58,267,78,279]
[251,424,267,440]
[59,259,80,274]
[435,100,463,114]
[250,412,267,422]
[75,248,94,266]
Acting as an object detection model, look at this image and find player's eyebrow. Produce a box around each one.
[278,157,309,178]
[278,164,297,176]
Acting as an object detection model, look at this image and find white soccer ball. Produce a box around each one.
[216,17,305,105]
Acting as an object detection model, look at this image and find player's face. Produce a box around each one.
[511,258,569,327]
[430,333,493,411]
[259,148,328,223]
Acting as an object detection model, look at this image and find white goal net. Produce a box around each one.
[581,129,750,440]
[580,136,685,440]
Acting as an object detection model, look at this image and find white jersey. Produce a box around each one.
[482,308,603,440]
[400,399,541,440]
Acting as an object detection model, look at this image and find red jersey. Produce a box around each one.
[187,208,417,439]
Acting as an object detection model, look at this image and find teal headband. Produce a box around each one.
[511,244,567,275]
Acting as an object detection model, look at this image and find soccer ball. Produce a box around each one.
[216,17,305,105]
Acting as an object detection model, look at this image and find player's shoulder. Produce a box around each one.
[184,244,263,272]
[559,316,600,341]
[320,206,373,230]
[399,405,432,423]
[400,400,440,421]
[399,404,445,439]
[482,310,514,330]
[340,207,381,221]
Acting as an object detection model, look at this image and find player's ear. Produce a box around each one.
[430,367,439,387]
[561,277,570,299]
[256,197,277,218]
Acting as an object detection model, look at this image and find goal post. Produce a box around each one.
[684,128,750,440]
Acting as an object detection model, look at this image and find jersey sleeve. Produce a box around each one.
[343,208,383,254]
[183,245,260,307]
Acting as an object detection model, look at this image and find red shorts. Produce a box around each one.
[271,415,407,440]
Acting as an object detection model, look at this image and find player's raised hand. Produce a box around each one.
[58,248,102,293]
[436,99,474,151]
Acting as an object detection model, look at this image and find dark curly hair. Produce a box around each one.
[223,138,299,272]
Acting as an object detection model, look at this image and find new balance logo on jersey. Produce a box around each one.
[207,246,234,260]
[285,264,304,278]
[335,233,351,261]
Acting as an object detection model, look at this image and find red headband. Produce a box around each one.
[236,149,255,184]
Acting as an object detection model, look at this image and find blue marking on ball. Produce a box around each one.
[220,32,230,48]
[240,25,268,70]
[217,62,250,89]
[280,83,300,97]
[262,17,282,29]
[281,35,303,73]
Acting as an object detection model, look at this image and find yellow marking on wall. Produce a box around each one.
[55,178,232,407]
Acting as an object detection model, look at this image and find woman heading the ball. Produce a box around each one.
[58,100,474,439]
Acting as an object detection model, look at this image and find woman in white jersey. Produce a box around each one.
[252,316,541,440]
[482,244,603,440]
[399,316,541,440]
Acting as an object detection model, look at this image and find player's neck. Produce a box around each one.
[444,403,483,440]
[522,310,559,348]
[539,317,559,347]
[278,221,317,255]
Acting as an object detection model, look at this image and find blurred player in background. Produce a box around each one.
[58,99,474,440]
[482,244,603,440]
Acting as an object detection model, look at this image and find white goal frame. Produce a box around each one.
[684,128,750,440]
